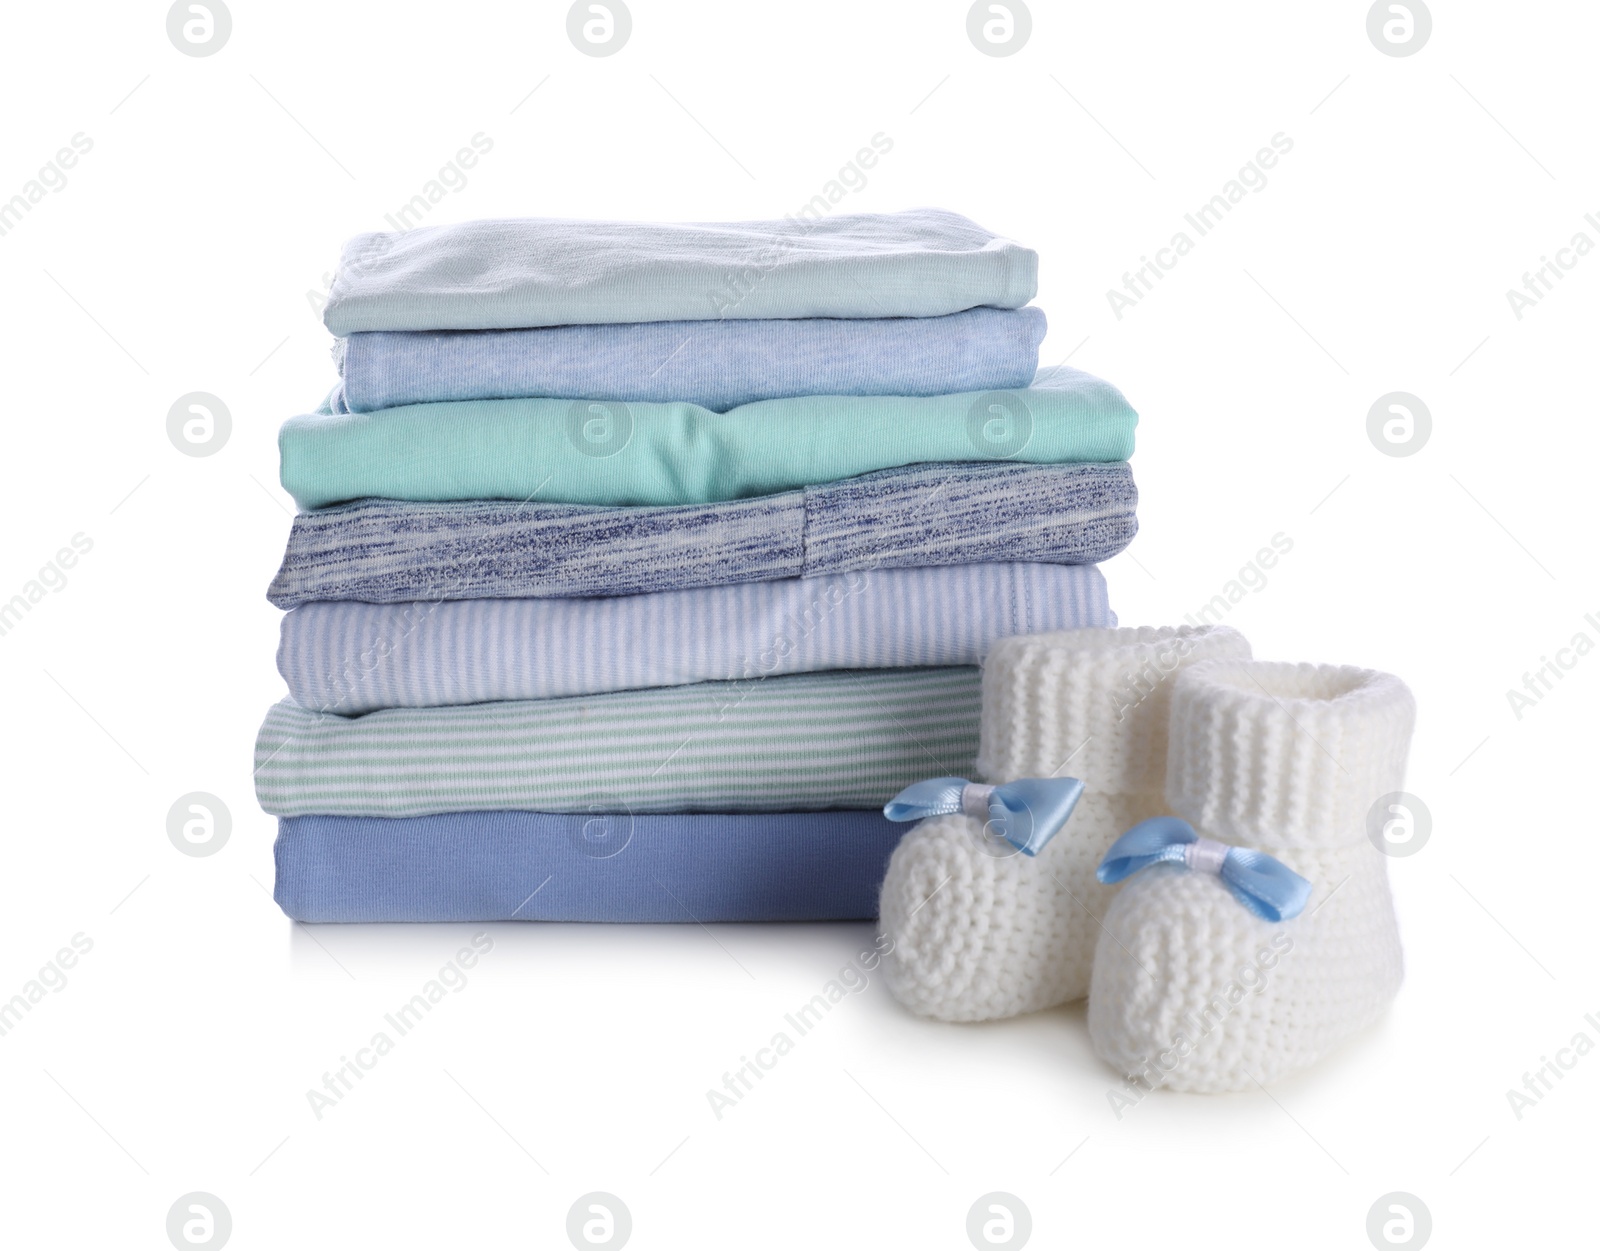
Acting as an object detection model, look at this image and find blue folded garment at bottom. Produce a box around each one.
[274,810,906,923]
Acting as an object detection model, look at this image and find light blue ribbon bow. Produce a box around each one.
[883,776,1084,856]
[1095,816,1312,921]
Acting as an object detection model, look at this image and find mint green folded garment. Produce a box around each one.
[279,365,1137,509]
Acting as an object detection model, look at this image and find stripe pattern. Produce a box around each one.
[278,564,1113,713]
[267,460,1137,608]
[254,667,981,818]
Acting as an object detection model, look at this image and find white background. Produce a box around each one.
[1,1,1594,1247]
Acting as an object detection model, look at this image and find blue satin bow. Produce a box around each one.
[883,776,1084,856]
[1096,815,1312,921]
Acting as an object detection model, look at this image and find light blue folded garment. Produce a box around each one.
[278,563,1113,713]
[274,810,906,923]
[322,208,1037,334]
[332,306,1047,413]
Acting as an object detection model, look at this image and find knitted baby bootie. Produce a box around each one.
[1087,660,1414,1093]
[877,625,1251,1022]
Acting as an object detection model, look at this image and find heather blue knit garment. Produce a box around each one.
[332,307,1046,414]
[267,460,1138,608]
[274,811,906,923]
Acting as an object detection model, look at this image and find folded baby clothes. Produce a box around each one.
[278,564,1114,713]
[322,209,1037,334]
[274,810,908,923]
[254,667,981,818]
[333,307,1047,413]
[267,461,1138,608]
[280,365,1138,510]
[266,210,1144,929]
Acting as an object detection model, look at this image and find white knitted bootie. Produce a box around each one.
[877,625,1251,1022]
[1087,660,1414,1094]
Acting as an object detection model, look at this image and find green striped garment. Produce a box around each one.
[254,668,980,818]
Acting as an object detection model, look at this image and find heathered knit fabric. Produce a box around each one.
[267,461,1138,609]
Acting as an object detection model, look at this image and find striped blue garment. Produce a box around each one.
[278,564,1114,713]
[268,460,1137,608]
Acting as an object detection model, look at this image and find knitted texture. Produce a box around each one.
[267,461,1138,609]
[978,625,1252,790]
[1087,661,1415,1092]
[878,625,1251,1021]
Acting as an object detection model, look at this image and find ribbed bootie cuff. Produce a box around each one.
[978,625,1251,790]
[1165,660,1417,850]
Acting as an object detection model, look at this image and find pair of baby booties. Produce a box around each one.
[878,625,1413,1094]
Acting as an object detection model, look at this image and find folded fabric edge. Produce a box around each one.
[263,460,1139,609]
[274,809,906,923]
[330,306,1052,414]
[321,209,1039,333]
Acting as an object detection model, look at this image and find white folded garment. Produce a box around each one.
[322,209,1038,334]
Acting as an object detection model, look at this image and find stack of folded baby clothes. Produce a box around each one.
[254,209,1141,924]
